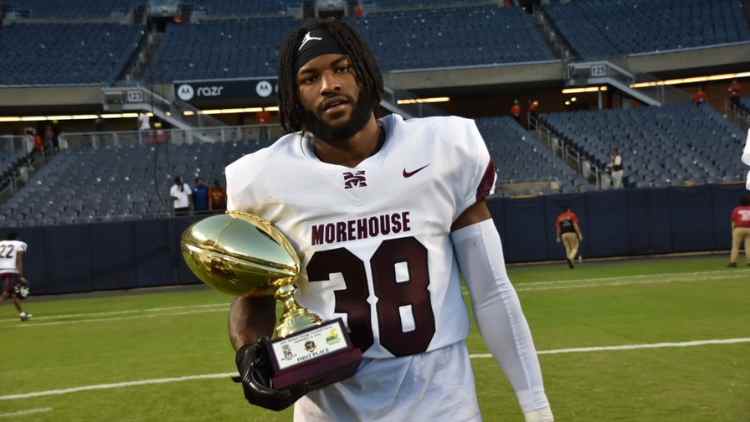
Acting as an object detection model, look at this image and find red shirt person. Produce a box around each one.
[510,99,522,125]
[729,195,750,267]
[692,88,707,106]
[555,208,583,268]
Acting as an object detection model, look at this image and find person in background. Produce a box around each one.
[138,113,151,131]
[528,99,540,129]
[692,87,707,107]
[209,180,227,212]
[192,177,210,213]
[0,232,31,322]
[729,195,750,267]
[170,176,191,217]
[608,147,624,189]
[511,99,522,126]
[556,207,583,269]
[256,109,273,141]
[728,79,742,110]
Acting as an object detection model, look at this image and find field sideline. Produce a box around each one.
[1,254,748,421]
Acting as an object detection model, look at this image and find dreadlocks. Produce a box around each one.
[278,19,383,134]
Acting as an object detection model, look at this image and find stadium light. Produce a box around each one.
[397,97,450,105]
[630,71,750,89]
[197,107,264,115]
[571,97,577,102]
[264,106,279,112]
[562,86,608,94]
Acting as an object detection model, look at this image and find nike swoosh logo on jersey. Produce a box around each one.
[403,164,430,178]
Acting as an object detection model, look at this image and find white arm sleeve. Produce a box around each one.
[451,218,550,414]
[743,128,750,166]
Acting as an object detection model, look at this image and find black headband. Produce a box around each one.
[294,29,346,74]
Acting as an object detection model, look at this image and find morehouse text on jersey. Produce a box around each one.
[311,211,411,246]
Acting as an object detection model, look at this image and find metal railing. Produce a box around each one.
[57,124,284,150]
[533,115,610,190]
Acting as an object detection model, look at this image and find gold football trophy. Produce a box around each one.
[181,211,362,390]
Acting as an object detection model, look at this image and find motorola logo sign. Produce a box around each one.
[177,84,195,101]
[177,84,225,101]
[196,86,225,97]
[256,80,273,98]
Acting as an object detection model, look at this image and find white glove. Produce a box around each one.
[525,406,554,422]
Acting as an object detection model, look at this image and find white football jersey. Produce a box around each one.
[0,240,27,274]
[226,114,496,359]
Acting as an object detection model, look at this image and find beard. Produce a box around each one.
[301,91,375,143]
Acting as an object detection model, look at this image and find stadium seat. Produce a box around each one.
[475,116,591,195]
[545,0,750,59]
[0,23,145,85]
[540,103,746,187]
[0,139,266,227]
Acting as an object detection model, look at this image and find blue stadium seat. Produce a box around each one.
[546,0,750,59]
[0,23,144,85]
[6,0,143,19]
[0,139,266,227]
[147,6,556,82]
[475,116,591,194]
[540,103,746,187]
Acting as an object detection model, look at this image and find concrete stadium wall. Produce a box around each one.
[0,184,744,296]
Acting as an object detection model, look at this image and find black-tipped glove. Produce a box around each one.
[233,337,307,411]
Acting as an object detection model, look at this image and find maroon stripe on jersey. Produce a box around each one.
[476,159,496,202]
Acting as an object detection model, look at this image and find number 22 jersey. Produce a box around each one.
[226,114,496,359]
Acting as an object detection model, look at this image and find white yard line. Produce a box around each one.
[7,307,229,328]
[469,337,750,358]
[517,268,750,287]
[515,271,749,292]
[0,407,53,418]
[457,269,747,296]
[1,337,748,402]
[0,303,228,324]
[2,269,745,326]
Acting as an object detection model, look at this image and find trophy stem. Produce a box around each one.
[273,279,323,339]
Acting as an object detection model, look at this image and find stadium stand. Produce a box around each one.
[146,6,555,82]
[540,103,746,188]
[476,116,591,195]
[0,139,265,227]
[372,0,497,11]
[187,0,294,17]
[0,23,145,85]
[145,17,297,81]
[350,6,556,70]
[0,150,29,188]
[545,0,750,59]
[4,0,143,19]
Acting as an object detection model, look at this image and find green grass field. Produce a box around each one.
[1,254,748,421]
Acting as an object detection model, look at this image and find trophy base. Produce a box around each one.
[271,347,362,390]
[267,319,363,391]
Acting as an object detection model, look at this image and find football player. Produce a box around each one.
[0,232,31,321]
[226,20,553,421]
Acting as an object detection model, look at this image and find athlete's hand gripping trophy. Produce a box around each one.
[181,212,362,410]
